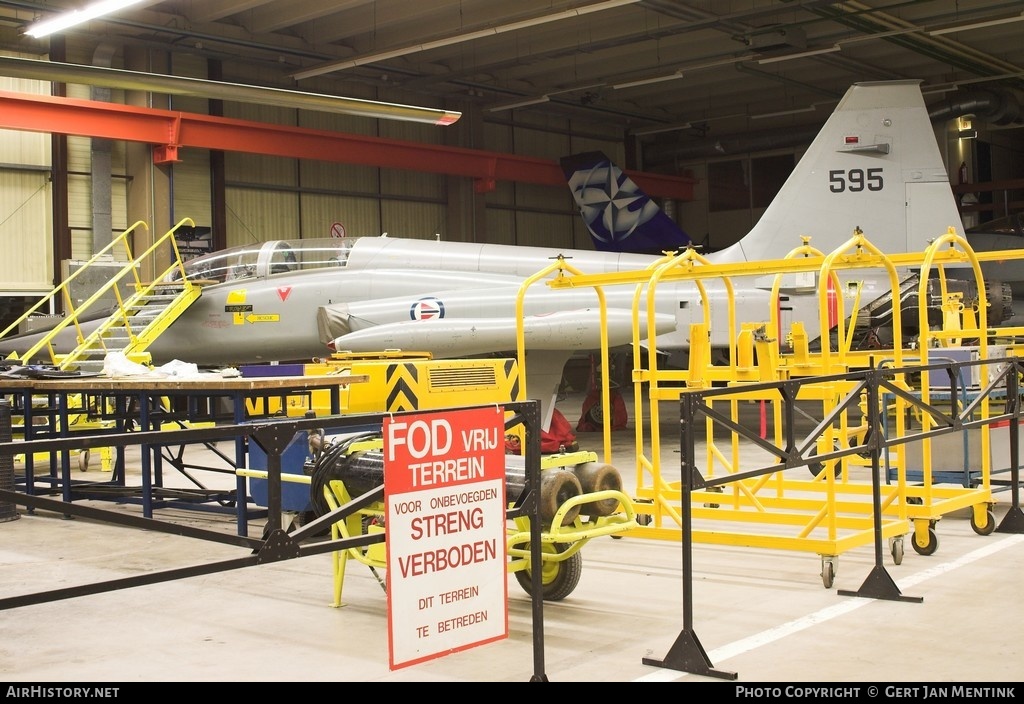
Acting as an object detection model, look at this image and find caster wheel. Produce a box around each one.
[970,508,996,536]
[703,485,723,509]
[634,498,653,526]
[808,443,842,478]
[912,527,939,556]
[890,536,904,565]
[820,558,836,588]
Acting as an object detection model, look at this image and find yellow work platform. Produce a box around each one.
[530,228,1017,588]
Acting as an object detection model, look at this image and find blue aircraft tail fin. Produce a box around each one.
[560,151,692,254]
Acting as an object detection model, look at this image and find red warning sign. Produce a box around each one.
[383,406,508,670]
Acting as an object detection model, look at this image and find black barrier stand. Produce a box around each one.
[249,421,297,535]
[642,391,736,680]
[0,399,19,524]
[519,401,548,682]
[996,361,1024,533]
[838,369,922,603]
[0,400,552,681]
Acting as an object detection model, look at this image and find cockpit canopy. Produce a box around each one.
[168,238,356,283]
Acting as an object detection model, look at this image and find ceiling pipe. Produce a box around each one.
[290,0,643,81]
[644,87,1024,165]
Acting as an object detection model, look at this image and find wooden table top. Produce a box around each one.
[0,373,369,393]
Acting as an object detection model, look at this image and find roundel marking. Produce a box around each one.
[410,297,445,321]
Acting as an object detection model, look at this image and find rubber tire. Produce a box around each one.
[515,542,583,601]
[890,537,904,565]
[821,560,835,589]
[572,462,622,516]
[912,527,939,556]
[539,469,582,526]
[970,508,996,536]
[807,443,842,478]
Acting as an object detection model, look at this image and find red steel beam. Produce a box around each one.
[0,90,695,201]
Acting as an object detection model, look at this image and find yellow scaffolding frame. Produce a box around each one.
[545,228,1018,584]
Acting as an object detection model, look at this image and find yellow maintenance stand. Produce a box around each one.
[875,228,1021,554]
[542,227,1019,586]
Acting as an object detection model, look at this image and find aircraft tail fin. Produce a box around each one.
[712,80,962,264]
[560,151,692,254]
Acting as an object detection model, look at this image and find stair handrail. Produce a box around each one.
[0,221,149,364]
[57,218,198,369]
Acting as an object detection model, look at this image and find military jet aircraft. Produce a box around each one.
[0,80,983,426]
[963,212,1024,319]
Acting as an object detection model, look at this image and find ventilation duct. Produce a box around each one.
[927,87,1024,127]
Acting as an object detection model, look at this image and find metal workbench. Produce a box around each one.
[0,371,367,535]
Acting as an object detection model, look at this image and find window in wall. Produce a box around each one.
[708,159,749,212]
[708,154,795,212]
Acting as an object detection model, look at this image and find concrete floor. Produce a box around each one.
[1,390,1023,683]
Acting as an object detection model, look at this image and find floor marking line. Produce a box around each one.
[633,533,1024,682]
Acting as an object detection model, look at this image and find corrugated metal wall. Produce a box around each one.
[0,60,52,294]
[483,114,625,250]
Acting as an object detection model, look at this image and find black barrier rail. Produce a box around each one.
[0,398,552,682]
[646,355,1024,680]
[0,374,355,535]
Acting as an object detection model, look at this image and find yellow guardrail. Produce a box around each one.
[0,218,199,369]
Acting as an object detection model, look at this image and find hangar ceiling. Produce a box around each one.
[0,0,1022,170]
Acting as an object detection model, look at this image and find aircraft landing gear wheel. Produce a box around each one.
[912,525,939,556]
[515,542,582,602]
[970,508,996,536]
[820,557,836,589]
[78,449,90,472]
[890,536,904,565]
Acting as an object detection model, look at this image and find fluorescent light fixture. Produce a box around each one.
[925,71,1024,96]
[929,12,1024,36]
[631,122,692,136]
[488,95,550,113]
[293,0,641,81]
[547,82,606,96]
[24,0,146,38]
[757,45,841,64]
[751,105,818,119]
[835,27,925,45]
[612,71,683,90]
[953,70,1024,88]
[0,55,462,126]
